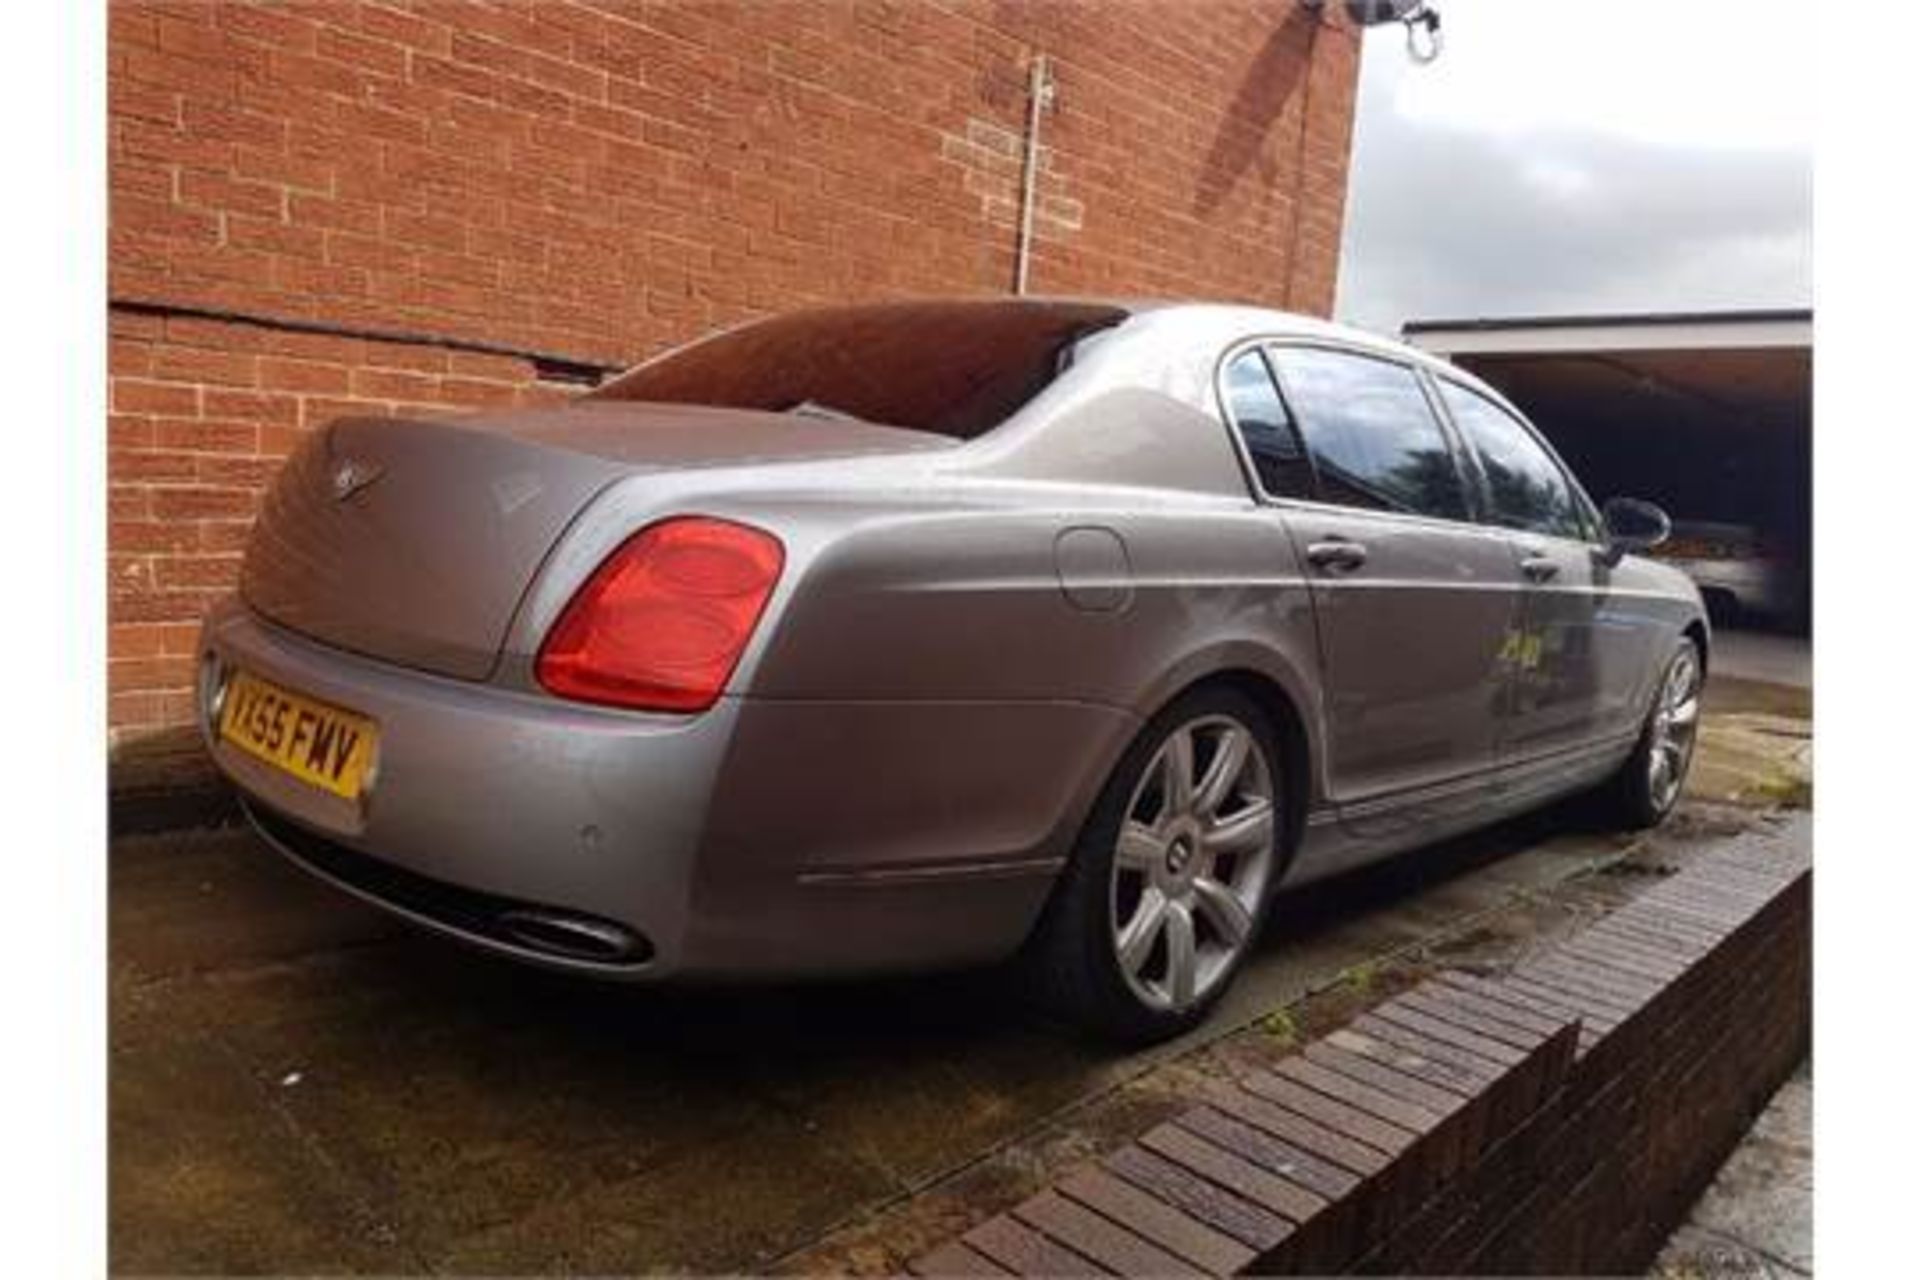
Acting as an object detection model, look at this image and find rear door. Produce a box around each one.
[1249,344,1525,827]
[1429,375,1657,761]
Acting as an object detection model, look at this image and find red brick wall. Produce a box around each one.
[108,0,1361,746]
[908,836,1812,1276]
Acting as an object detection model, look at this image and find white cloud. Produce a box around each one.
[1379,0,1815,151]
[1335,0,1814,334]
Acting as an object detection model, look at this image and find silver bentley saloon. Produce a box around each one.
[199,298,1706,1041]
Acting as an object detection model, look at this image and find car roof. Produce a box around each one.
[923,294,1522,414]
[683,295,1513,422]
[1108,299,1460,370]
[1057,298,1514,404]
[720,295,1467,384]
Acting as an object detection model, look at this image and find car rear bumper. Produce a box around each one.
[198,597,1116,982]
[199,596,737,978]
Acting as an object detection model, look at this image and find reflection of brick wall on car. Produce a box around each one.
[107,0,1361,743]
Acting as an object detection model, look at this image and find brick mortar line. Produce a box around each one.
[110,296,623,385]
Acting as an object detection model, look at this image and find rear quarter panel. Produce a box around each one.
[746,492,1320,708]
[681,483,1326,973]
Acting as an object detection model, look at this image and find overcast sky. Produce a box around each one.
[1333,0,1813,336]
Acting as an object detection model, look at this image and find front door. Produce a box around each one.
[1430,376,1657,764]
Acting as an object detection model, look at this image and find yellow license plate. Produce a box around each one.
[218,670,379,801]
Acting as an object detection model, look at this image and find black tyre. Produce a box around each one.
[1595,637,1704,829]
[1028,686,1285,1043]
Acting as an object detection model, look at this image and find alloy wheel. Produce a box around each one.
[1108,714,1277,1013]
[1648,646,1702,813]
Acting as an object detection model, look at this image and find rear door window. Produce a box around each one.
[1221,349,1315,500]
[1437,379,1590,541]
[1267,347,1471,522]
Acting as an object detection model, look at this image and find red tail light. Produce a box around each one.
[536,517,785,713]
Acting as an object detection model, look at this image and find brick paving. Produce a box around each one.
[907,827,1811,1275]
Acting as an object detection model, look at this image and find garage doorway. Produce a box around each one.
[1405,310,1811,639]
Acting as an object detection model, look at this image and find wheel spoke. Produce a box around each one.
[1192,726,1249,818]
[1649,746,1671,795]
[1115,821,1162,874]
[1670,696,1700,729]
[1160,728,1195,818]
[1164,901,1197,1007]
[1108,710,1281,1013]
[1668,661,1697,707]
[1192,875,1252,948]
[1202,797,1274,857]
[1116,887,1168,976]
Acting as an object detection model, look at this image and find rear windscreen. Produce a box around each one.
[589,300,1128,440]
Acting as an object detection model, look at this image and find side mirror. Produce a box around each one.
[1600,497,1671,563]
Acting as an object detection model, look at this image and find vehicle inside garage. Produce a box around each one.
[1404,311,1812,632]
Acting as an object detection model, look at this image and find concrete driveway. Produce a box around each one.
[1712,625,1812,689]
[109,676,1810,1274]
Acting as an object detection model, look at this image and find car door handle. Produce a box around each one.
[1305,539,1368,573]
[1520,552,1560,582]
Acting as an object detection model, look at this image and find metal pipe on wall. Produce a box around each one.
[1013,54,1055,296]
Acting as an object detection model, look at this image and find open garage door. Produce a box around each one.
[1404,310,1811,632]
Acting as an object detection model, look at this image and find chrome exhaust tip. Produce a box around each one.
[496,909,646,964]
